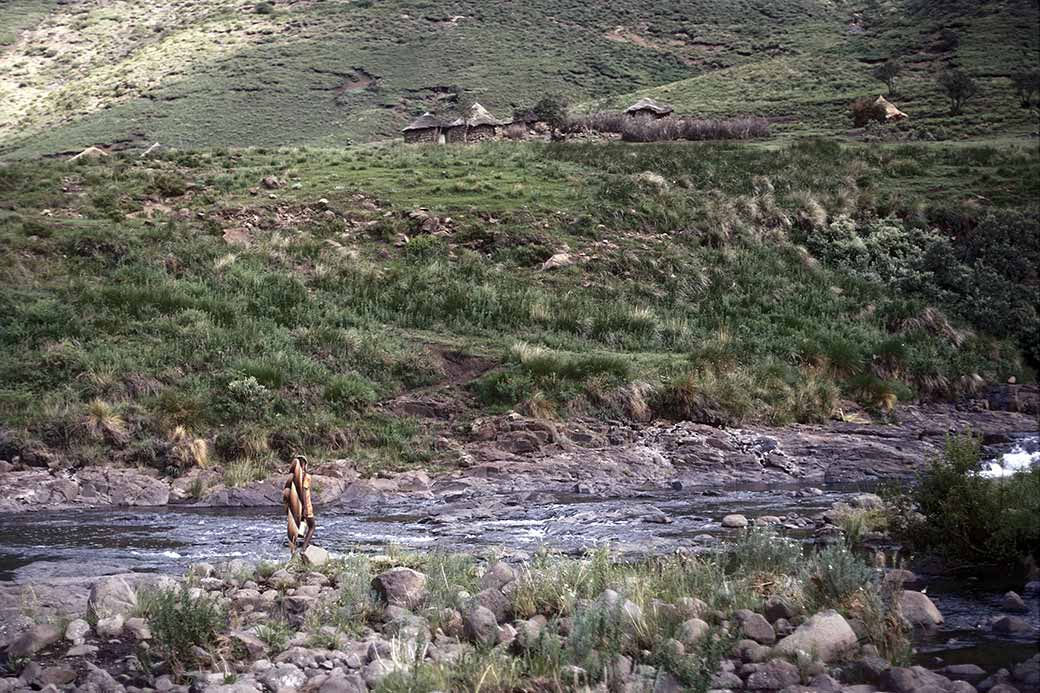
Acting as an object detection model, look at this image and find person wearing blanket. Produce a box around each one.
[283,455,316,555]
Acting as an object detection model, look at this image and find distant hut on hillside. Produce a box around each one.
[874,95,908,121]
[625,97,673,120]
[445,102,508,143]
[403,112,448,144]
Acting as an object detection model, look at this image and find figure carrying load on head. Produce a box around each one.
[283,455,316,555]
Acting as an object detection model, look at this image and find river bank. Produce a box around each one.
[1,404,1036,516]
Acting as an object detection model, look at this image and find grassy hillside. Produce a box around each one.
[1,0,1037,156]
[1,139,1037,478]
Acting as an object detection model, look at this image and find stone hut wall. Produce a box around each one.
[404,128,441,143]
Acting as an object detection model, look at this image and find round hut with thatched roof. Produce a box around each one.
[624,97,673,120]
[873,95,908,121]
[445,102,508,143]
[403,112,449,144]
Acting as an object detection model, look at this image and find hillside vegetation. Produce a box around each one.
[1,139,1037,476]
[1,0,1038,155]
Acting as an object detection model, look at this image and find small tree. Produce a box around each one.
[531,94,569,128]
[872,59,904,95]
[1010,70,1040,108]
[939,69,978,115]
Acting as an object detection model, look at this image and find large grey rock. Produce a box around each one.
[124,616,151,640]
[1013,654,1039,687]
[259,663,306,690]
[993,615,1032,634]
[319,672,367,693]
[479,561,517,591]
[362,658,400,687]
[37,666,77,687]
[96,614,126,640]
[898,590,943,628]
[5,624,61,657]
[764,596,796,623]
[87,576,138,620]
[774,610,857,662]
[64,618,90,645]
[1002,591,1027,612]
[677,618,710,648]
[722,514,749,528]
[472,588,511,622]
[372,567,427,608]
[736,609,776,644]
[941,664,986,684]
[746,658,801,690]
[462,605,499,646]
[78,662,126,693]
[302,544,330,567]
[230,630,269,659]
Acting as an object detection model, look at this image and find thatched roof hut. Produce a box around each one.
[446,102,507,142]
[625,97,673,119]
[874,95,908,121]
[403,112,449,143]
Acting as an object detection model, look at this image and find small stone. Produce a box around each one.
[722,514,749,528]
[941,664,987,684]
[764,596,796,623]
[96,614,125,638]
[479,561,517,591]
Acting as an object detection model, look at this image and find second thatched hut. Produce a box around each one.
[445,102,508,143]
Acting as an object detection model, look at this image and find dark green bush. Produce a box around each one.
[139,588,225,668]
[891,433,1040,566]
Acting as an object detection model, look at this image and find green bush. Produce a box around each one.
[892,433,1040,565]
[807,543,877,608]
[323,374,377,409]
[725,527,805,577]
[139,588,225,668]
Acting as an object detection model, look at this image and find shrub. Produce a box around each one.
[939,69,979,115]
[254,2,275,14]
[1010,70,1040,108]
[323,374,377,410]
[807,543,877,608]
[725,527,805,577]
[892,433,1040,565]
[139,588,225,668]
[871,59,903,95]
[850,97,888,127]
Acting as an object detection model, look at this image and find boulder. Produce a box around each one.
[372,567,427,608]
[735,609,776,644]
[764,596,797,623]
[37,666,77,687]
[96,614,125,638]
[898,590,944,628]
[1002,591,1027,612]
[302,544,330,567]
[722,514,749,528]
[941,664,987,684]
[746,658,801,690]
[319,672,367,693]
[124,616,151,640]
[462,605,499,646]
[472,588,512,622]
[542,253,574,271]
[479,561,517,591]
[677,618,710,648]
[78,662,125,693]
[230,631,269,659]
[87,576,138,620]
[362,658,400,687]
[994,615,1032,634]
[260,663,306,690]
[774,610,857,662]
[6,624,61,657]
[65,618,90,645]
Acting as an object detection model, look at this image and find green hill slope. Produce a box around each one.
[1,0,1037,156]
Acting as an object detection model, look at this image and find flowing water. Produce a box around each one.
[1,436,1037,671]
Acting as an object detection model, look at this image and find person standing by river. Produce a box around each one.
[283,455,316,556]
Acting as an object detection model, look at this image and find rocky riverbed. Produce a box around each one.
[0,403,1037,692]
